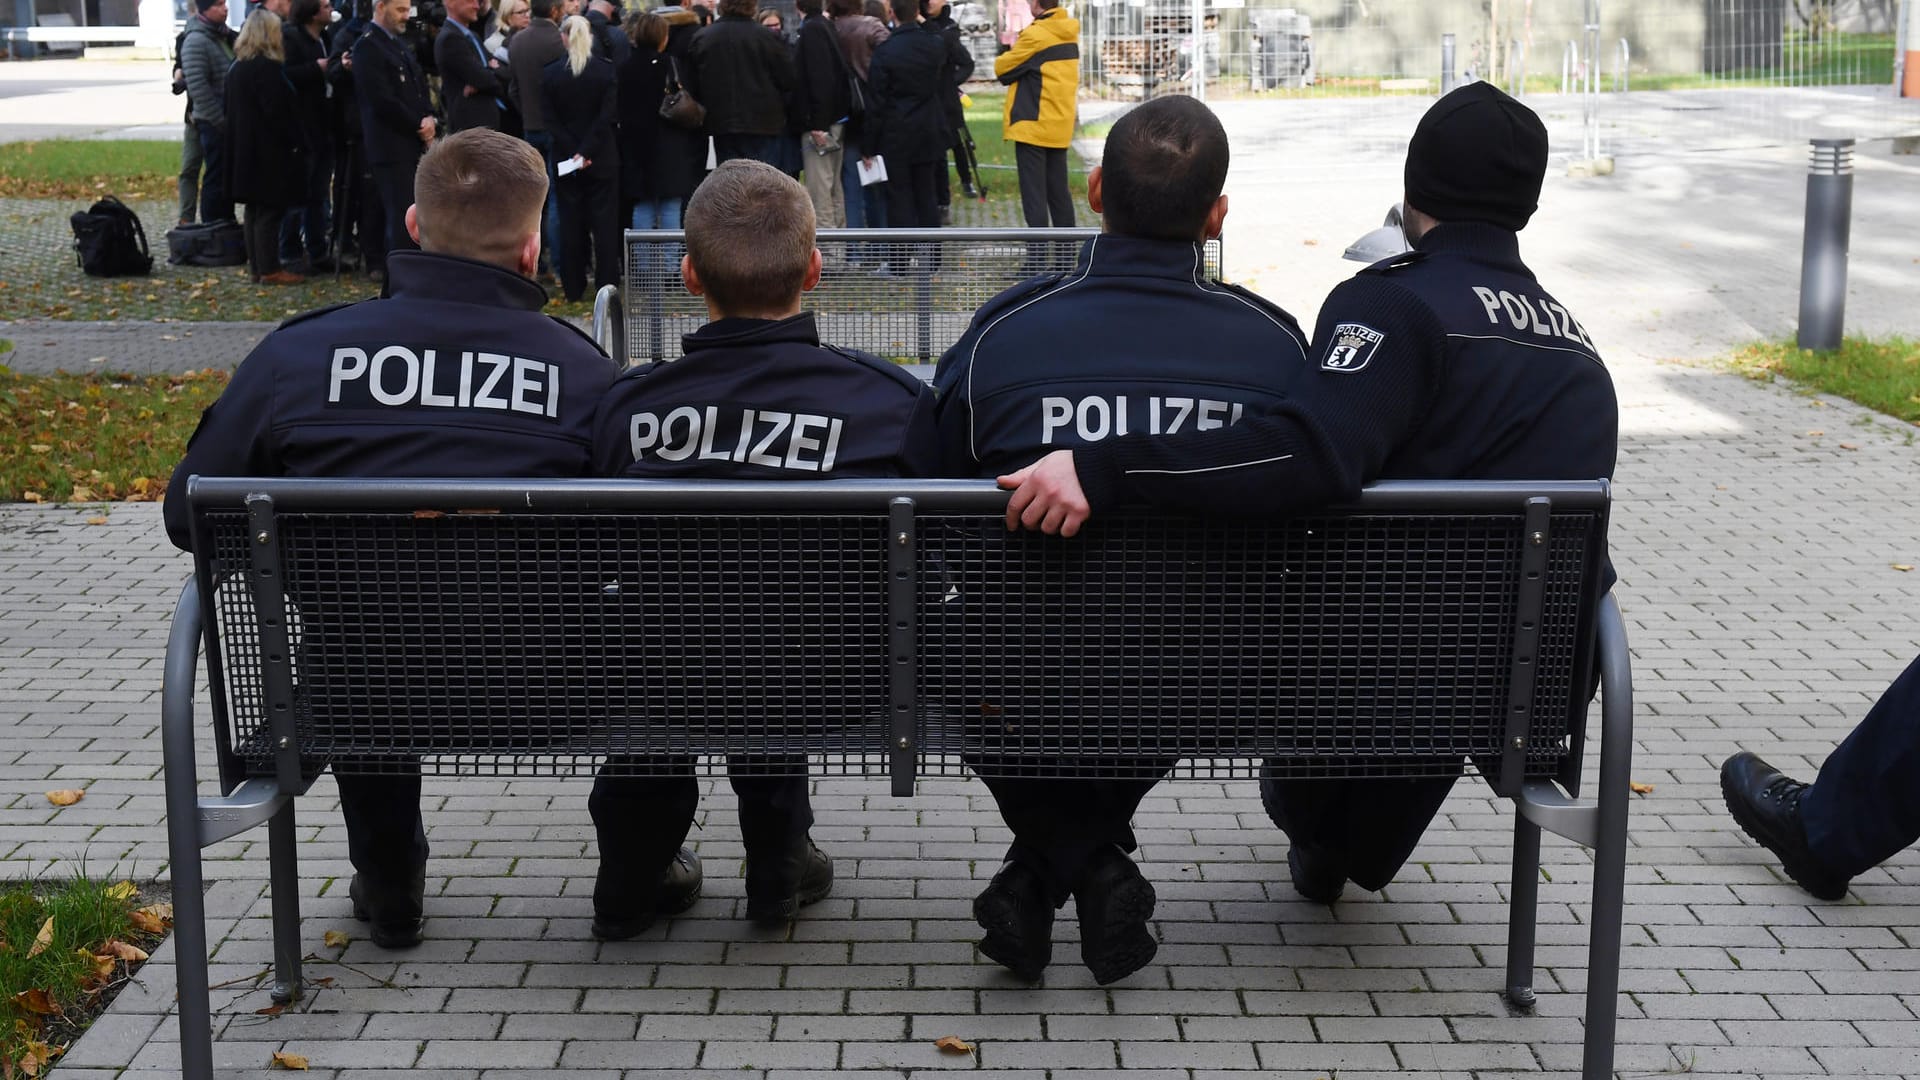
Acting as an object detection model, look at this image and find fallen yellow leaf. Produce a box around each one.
[28,916,53,957]
[12,988,60,1016]
[46,789,83,807]
[69,486,96,502]
[1894,564,1914,573]
[1839,442,1859,451]
[130,909,166,934]
[1806,429,1825,436]
[269,1050,310,1070]
[105,881,137,901]
[85,516,109,526]
[1629,781,1655,795]
[99,939,149,963]
[933,1035,975,1054]
[27,443,50,454]
[323,930,351,948]
[81,949,116,979]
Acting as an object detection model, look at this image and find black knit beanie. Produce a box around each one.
[1403,82,1549,232]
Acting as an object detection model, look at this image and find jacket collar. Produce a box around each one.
[381,250,551,310]
[1072,234,1213,283]
[682,312,820,354]
[1414,221,1531,274]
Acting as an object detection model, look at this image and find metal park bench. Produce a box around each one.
[162,476,1631,1080]
[614,228,1226,365]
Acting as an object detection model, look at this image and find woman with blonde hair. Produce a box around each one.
[486,0,529,61]
[541,15,621,301]
[225,10,309,284]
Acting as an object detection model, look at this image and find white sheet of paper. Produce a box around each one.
[856,155,888,186]
[557,155,584,177]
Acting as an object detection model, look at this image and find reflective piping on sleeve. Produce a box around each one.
[1124,453,1295,476]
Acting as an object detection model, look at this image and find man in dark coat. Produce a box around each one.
[920,0,975,215]
[436,0,510,132]
[686,0,797,168]
[585,0,631,62]
[792,0,852,231]
[353,0,438,278]
[508,0,567,271]
[278,0,339,269]
[865,0,962,229]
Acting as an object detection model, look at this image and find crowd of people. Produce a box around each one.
[170,0,1086,296]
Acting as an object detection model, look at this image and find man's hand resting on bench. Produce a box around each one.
[999,450,1091,537]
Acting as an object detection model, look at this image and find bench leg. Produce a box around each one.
[1582,594,1634,1080]
[162,581,217,1080]
[267,800,306,1004]
[1504,814,1542,1009]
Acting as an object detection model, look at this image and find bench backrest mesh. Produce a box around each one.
[622,229,1225,365]
[189,480,1606,795]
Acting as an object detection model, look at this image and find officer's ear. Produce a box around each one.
[518,230,541,278]
[404,204,422,247]
[1202,194,1228,241]
[801,247,822,293]
[1085,166,1103,216]
[681,254,705,297]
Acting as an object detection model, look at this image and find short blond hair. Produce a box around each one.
[685,160,816,317]
[235,10,285,62]
[412,129,550,271]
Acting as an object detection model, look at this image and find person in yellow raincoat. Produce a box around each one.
[994,0,1078,227]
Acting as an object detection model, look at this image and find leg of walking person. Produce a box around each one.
[178,122,203,225]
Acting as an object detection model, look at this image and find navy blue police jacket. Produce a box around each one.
[164,250,620,550]
[592,312,941,479]
[1072,222,1619,554]
[931,234,1311,479]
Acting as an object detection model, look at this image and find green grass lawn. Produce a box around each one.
[0,368,229,502]
[0,875,172,1076]
[0,140,181,201]
[962,89,1093,202]
[1728,337,1920,426]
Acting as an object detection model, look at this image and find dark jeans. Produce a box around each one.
[369,158,420,266]
[713,132,788,171]
[555,166,621,303]
[1014,142,1073,228]
[242,203,286,279]
[281,139,334,263]
[1258,765,1461,892]
[975,766,1175,907]
[194,120,235,224]
[588,754,813,915]
[1802,652,1920,878]
[524,130,562,274]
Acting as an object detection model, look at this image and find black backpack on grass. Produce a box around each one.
[71,196,153,278]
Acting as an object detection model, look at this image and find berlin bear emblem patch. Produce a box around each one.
[1321,323,1385,372]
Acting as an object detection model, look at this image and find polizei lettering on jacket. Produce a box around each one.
[1039,395,1247,445]
[628,406,848,472]
[1469,287,1595,351]
[327,345,563,421]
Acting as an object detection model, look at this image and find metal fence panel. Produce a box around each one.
[623,228,1225,366]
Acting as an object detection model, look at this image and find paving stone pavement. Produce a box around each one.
[4,87,1920,1080]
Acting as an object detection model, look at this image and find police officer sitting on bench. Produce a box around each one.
[996,84,1619,909]
[587,159,941,936]
[164,128,634,949]
[933,94,1311,984]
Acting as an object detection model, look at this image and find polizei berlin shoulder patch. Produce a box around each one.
[1321,323,1385,372]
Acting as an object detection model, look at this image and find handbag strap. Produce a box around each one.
[664,53,685,92]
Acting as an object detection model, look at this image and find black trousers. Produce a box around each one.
[369,158,420,268]
[885,158,941,229]
[1259,766,1461,891]
[242,203,286,279]
[556,166,621,303]
[334,764,430,887]
[1014,142,1074,228]
[1801,651,1920,877]
[975,765,1175,907]
[588,754,813,913]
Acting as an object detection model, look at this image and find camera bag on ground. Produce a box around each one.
[70,196,154,278]
[166,219,248,267]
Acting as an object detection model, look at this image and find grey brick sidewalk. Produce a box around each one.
[3,340,1918,1078]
